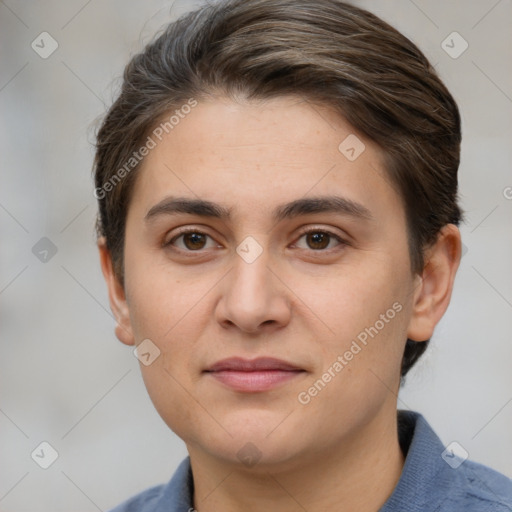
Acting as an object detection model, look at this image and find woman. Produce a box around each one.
[93,0,512,510]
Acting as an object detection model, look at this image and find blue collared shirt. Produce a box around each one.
[108,410,512,511]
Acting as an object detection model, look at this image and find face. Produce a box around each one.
[101,95,457,471]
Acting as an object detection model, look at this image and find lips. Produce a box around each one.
[204,357,306,392]
[206,357,302,372]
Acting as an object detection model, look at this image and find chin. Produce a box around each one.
[180,416,305,468]
[220,439,305,473]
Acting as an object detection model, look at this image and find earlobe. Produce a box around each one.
[406,224,461,342]
[98,238,136,346]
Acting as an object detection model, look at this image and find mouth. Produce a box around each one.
[204,357,307,393]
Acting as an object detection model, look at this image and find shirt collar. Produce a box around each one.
[379,409,448,511]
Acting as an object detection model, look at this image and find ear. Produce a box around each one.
[407,224,461,342]
[98,237,135,346]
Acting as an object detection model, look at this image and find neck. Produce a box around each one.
[188,408,405,512]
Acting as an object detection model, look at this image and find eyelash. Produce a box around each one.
[164,226,348,255]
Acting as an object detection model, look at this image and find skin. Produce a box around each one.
[99,95,461,511]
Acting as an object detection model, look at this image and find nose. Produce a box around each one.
[215,243,292,334]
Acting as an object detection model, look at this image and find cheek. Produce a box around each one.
[296,301,408,439]
[298,259,410,397]
[300,259,406,340]
[124,248,210,340]
[139,359,197,442]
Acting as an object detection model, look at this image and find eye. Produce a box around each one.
[294,229,346,251]
[165,229,218,251]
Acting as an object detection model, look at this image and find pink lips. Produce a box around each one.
[204,357,305,392]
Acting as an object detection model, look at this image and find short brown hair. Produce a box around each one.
[93,0,463,379]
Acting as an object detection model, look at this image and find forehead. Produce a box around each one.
[129,95,405,229]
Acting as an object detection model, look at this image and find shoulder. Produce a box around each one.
[448,458,512,511]
[382,411,512,512]
[106,456,193,512]
[107,484,166,512]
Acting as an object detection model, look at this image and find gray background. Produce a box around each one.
[1,0,511,510]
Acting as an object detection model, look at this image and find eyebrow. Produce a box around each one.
[144,195,374,224]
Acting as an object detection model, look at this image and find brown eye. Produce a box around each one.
[306,232,330,250]
[294,229,346,251]
[166,230,217,251]
[182,232,207,250]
